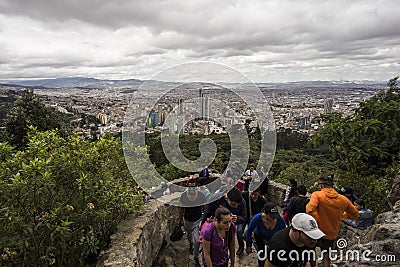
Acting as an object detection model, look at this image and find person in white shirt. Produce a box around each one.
[244,166,259,191]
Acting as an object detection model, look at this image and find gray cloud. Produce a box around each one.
[0,0,399,81]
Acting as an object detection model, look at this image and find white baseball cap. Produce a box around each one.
[291,213,326,240]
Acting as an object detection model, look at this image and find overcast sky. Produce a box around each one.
[0,0,399,82]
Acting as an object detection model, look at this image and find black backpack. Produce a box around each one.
[170,226,184,242]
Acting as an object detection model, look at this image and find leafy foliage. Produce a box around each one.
[146,132,237,180]
[270,149,336,189]
[276,128,310,149]
[311,77,400,212]
[3,89,72,148]
[0,89,22,123]
[0,128,143,266]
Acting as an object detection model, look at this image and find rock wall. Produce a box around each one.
[336,200,400,266]
[267,180,287,204]
[96,194,181,267]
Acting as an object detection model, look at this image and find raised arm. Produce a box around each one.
[306,192,319,220]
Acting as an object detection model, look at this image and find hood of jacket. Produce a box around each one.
[322,187,340,198]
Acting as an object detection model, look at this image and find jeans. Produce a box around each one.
[254,233,269,267]
[236,223,245,249]
[184,217,202,258]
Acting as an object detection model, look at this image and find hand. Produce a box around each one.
[207,216,214,222]
[232,215,238,223]
[245,247,252,254]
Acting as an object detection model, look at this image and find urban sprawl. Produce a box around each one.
[0,81,384,139]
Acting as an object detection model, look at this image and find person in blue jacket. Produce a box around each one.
[245,202,286,267]
[343,199,373,229]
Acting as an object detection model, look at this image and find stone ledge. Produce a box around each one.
[97,195,180,267]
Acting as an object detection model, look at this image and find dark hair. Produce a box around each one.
[262,202,278,214]
[297,185,307,195]
[187,179,197,186]
[318,176,333,186]
[227,188,243,203]
[340,186,353,194]
[215,207,231,221]
[289,179,297,186]
[354,199,365,207]
[251,187,260,193]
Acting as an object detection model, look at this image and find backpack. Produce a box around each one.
[170,226,184,242]
[199,219,214,243]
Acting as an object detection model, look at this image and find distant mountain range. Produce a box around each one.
[0,77,386,90]
[0,77,143,90]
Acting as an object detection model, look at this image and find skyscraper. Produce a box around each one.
[324,98,334,114]
[199,88,203,119]
[178,99,183,115]
[203,96,210,120]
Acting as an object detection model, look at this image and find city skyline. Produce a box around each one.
[0,1,399,82]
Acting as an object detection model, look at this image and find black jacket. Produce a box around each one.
[202,196,247,225]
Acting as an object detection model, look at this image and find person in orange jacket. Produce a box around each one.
[306,176,359,267]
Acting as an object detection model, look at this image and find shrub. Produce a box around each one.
[0,128,143,266]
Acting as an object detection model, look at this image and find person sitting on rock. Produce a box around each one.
[343,199,373,229]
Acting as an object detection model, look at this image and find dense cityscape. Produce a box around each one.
[0,79,385,139]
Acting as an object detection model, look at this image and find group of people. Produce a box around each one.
[177,170,373,267]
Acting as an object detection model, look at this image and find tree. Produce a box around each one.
[311,77,400,212]
[4,89,71,148]
[313,78,400,175]
[276,128,310,149]
[0,128,143,266]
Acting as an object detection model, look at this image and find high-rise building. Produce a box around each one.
[148,110,158,128]
[199,87,210,120]
[178,99,184,114]
[199,88,204,119]
[97,113,108,125]
[324,98,334,114]
[159,110,168,125]
[154,112,159,127]
[203,96,210,120]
